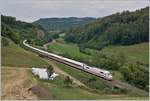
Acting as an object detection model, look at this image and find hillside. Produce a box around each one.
[100,42,149,65]
[1,15,51,46]
[34,17,95,31]
[1,38,49,67]
[65,7,149,50]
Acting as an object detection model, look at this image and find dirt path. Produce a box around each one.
[1,67,38,100]
[44,59,86,87]
[43,40,56,50]
[2,66,31,70]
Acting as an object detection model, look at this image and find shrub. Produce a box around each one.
[63,76,73,87]
[2,37,9,47]
[46,65,54,78]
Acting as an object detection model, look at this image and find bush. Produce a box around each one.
[79,45,91,55]
[63,76,73,87]
[46,65,54,78]
[51,33,59,39]
[119,63,149,91]
[2,37,9,47]
[88,76,97,83]
[111,88,127,94]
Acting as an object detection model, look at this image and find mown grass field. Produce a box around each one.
[1,40,49,67]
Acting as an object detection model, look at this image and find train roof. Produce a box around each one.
[91,67,110,74]
[62,57,83,66]
[47,51,83,66]
[24,40,83,66]
[47,52,63,58]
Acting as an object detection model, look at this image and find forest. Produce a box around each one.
[34,17,95,31]
[65,7,149,50]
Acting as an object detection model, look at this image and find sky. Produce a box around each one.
[0,0,149,22]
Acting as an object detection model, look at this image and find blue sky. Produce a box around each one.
[0,0,149,22]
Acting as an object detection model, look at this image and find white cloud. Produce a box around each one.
[0,0,149,22]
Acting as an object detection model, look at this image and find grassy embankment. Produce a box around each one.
[40,79,148,100]
[2,40,49,67]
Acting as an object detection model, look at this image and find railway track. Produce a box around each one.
[23,40,148,94]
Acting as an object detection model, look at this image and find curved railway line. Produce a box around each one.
[23,40,148,94]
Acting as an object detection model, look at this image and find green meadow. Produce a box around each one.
[100,42,149,64]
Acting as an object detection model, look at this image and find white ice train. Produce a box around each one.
[23,40,113,80]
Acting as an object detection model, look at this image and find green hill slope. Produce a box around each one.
[100,42,149,65]
[2,38,49,67]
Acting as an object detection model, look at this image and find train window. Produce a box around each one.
[100,72,103,74]
[86,67,89,69]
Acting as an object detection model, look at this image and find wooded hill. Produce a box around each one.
[65,7,149,50]
[34,17,95,31]
[1,15,52,46]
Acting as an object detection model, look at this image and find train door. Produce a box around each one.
[82,64,85,69]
